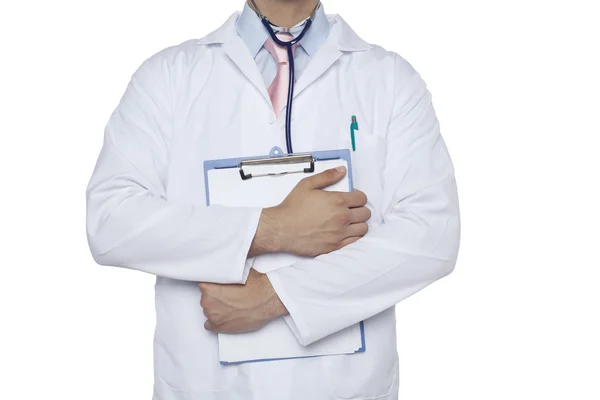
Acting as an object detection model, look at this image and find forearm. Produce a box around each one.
[267,179,460,345]
[87,139,262,284]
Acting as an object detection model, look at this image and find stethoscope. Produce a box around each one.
[248,0,322,154]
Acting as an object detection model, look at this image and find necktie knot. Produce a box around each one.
[264,33,297,63]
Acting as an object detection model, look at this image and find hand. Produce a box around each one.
[256,166,371,258]
[199,269,288,333]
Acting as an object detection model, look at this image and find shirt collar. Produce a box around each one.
[236,2,330,58]
[197,13,371,54]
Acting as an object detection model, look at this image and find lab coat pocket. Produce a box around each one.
[346,131,387,224]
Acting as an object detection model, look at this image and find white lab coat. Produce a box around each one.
[87,12,460,400]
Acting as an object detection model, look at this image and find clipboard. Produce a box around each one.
[204,147,354,207]
[203,146,366,365]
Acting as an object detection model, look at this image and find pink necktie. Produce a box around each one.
[263,33,297,118]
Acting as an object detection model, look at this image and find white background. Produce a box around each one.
[1,0,599,399]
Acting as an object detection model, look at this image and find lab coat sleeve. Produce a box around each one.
[86,56,261,283]
[266,55,461,346]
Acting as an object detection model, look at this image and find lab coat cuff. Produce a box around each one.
[266,269,312,346]
[235,208,262,284]
[240,257,256,284]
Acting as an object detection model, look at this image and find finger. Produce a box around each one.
[301,167,346,190]
[339,189,368,208]
[344,222,369,239]
[348,207,371,224]
[338,235,361,249]
[204,320,217,332]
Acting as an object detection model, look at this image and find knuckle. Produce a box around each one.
[212,320,224,330]
[298,176,310,187]
[333,212,351,226]
[198,282,210,292]
[324,235,340,252]
[324,244,338,255]
[335,240,346,250]
[331,231,345,243]
[334,194,347,206]
[206,312,218,322]
[200,296,211,309]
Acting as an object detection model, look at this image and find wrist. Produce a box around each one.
[263,206,289,252]
[250,207,287,256]
[263,274,289,319]
[270,295,289,319]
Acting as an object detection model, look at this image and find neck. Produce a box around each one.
[250,0,319,28]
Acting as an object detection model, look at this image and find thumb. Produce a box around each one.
[302,166,346,190]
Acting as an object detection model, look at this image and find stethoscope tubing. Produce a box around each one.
[259,17,315,154]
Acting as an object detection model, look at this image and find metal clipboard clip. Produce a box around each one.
[239,154,316,180]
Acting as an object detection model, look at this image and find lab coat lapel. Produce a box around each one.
[293,16,371,100]
[196,13,272,108]
[223,38,272,107]
[292,41,342,100]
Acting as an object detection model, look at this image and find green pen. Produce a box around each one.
[350,115,359,151]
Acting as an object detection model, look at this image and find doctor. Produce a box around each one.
[86,0,460,399]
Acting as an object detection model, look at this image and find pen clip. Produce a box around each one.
[350,115,358,151]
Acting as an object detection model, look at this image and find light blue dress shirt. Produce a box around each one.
[236,3,330,87]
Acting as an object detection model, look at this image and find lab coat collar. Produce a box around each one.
[196,12,371,53]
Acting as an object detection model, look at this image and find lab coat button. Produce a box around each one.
[268,115,276,124]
